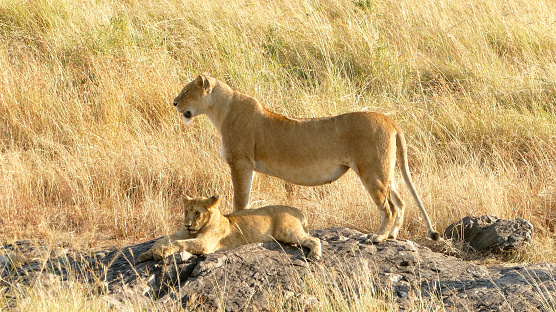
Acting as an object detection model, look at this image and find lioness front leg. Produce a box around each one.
[230,162,254,211]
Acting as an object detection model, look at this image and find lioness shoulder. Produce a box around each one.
[139,195,321,262]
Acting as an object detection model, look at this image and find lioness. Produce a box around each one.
[172,74,440,243]
[139,195,322,261]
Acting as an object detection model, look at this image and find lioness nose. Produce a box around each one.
[173,101,177,106]
[183,111,192,119]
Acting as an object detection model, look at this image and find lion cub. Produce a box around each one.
[139,195,321,262]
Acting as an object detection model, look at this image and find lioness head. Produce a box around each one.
[182,195,221,234]
[173,74,215,123]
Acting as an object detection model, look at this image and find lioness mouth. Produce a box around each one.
[183,111,192,119]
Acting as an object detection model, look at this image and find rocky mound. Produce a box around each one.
[1,227,554,311]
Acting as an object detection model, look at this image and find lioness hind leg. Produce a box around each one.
[360,176,398,243]
[388,187,406,239]
[370,198,398,243]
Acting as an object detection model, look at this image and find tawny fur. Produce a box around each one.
[139,195,322,262]
[172,74,439,243]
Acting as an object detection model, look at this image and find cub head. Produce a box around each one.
[173,74,215,123]
[182,195,221,234]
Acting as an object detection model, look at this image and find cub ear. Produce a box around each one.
[203,195,221,209]
[183,195,193,202]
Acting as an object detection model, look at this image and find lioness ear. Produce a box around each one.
[194,75,204,88]
[195,74,213,94]
[183,195,193,202]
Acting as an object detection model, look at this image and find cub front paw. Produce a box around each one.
[139,251,153,262]
[150,244,179,260]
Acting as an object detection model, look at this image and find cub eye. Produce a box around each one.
[195,211,200,218]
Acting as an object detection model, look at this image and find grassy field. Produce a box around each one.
[0,0,555,309]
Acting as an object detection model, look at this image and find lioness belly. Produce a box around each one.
[254,160,349,186]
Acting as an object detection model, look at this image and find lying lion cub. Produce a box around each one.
[139,195,321,262]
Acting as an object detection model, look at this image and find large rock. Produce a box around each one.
[444,215,534,252]
[1,227,553,311]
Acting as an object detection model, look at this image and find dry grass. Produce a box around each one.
[0,0,555,307]
[1,0,555,252]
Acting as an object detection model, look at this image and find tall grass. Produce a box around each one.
[0,0,555,260]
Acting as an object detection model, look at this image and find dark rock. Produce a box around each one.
[1,227,554,312]
[444,215,534,252]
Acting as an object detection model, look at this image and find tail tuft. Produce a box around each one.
[429,231,441,241]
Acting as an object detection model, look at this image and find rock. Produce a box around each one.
[0,240,56,269]
[2,227,554,312]
[444,215,534,252]
[0,251,10,268]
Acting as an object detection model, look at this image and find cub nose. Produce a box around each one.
[183,111,192,119]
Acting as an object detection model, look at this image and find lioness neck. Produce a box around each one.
[205,81,265,134]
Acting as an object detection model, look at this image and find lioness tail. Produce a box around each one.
[395,127,440,241]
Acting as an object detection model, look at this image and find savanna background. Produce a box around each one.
[1,0,555,309]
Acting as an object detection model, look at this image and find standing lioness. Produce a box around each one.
[173,74,439,243]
